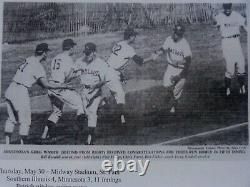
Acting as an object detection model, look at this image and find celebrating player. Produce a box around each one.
[41,39,86,143]
[4,43,71,144]
[150,24,192,113]
[74,42,110,145]
[105,27,144,124]
[214,3,247,96]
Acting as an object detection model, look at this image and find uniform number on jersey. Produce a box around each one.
[18,61,28,72]
[52,59,61,70]
[112,44,122,56]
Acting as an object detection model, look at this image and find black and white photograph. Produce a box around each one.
[0,1,248,146]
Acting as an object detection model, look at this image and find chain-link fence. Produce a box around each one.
[3,2,246,43]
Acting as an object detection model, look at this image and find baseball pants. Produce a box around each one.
[48,89,85,124]
[163,65,186,100]
[80,88,102,128]
[222,37,245,78]
[106,68,125,104]
[4,82,31,136]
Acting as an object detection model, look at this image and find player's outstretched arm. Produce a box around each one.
[145,48,165,64]
[38,77,72,90]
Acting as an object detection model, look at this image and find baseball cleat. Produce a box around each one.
[121,115,126,124]
[85,134,94,145]
[170,106,175,113]
[41,126,49,139]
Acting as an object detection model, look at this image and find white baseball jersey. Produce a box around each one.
[13,56,46,88]
[215,11,245,37]
[163,36,192,67]
[50,52,74,83]
[75,57,108,86]
[107,41,136,70]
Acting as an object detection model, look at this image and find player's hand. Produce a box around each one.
[62,83,75,90]
[120,73,128,83]
[151,53,159,61]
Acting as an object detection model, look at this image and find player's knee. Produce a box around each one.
[115,92,125,104]
[18,110,31,125]
[48,111,62,124]
[225,72,233,79]
[19,123,30,136]
[163,78,172,88]
[88,114,97,128]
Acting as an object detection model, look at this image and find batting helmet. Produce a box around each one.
[124,28,138,40]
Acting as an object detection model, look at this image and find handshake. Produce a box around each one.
[143,51,161,64]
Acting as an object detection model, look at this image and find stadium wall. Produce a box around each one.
[2,2,246,43]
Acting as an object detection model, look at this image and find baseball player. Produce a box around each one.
[74,42,110,145]
[4,43,70,144]
[41,39,86,143]
[105,27,144,124]
[150,24,192,113]
[214,3,247,96]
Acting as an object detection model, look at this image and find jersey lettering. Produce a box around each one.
[18,61,29,72]
[112,44,122,56]
[52,59,61,70]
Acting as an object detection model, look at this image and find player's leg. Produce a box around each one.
[171,78,186,113]
[222,39,234,96]
[59,89,86,115]
[106,70,126,124]
[233,39,246,94]
[163,66,182,113]
[15,87,31,144]
[18,106,31,145]
[85,96,102,145]
[42,93,64,143]
[4,100,18,144]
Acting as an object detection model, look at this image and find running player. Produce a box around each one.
[4,43,70,144]
[214,3,247,96]
[150,24,192,113]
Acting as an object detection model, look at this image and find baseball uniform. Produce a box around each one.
[106,41,136,104]
[162,36,192,99]
[47,52,85,124]
[4,56,46,136]
[215,11,246,77]
[75,56,109,128]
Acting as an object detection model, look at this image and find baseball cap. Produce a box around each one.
[35,43,51,54]
[223,3,232,9]
[63,39,77,50]
[83,42,96,55]
[124,27,138,40]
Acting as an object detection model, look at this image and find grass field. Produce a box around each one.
[0,24,248,145]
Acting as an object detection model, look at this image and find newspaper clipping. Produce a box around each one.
[0,0,248,165]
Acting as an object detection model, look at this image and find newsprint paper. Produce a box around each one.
[0,0,249,186]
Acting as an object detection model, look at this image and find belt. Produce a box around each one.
[223,34,240,39]
[168,63,184,70]
[13,81,29,89]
